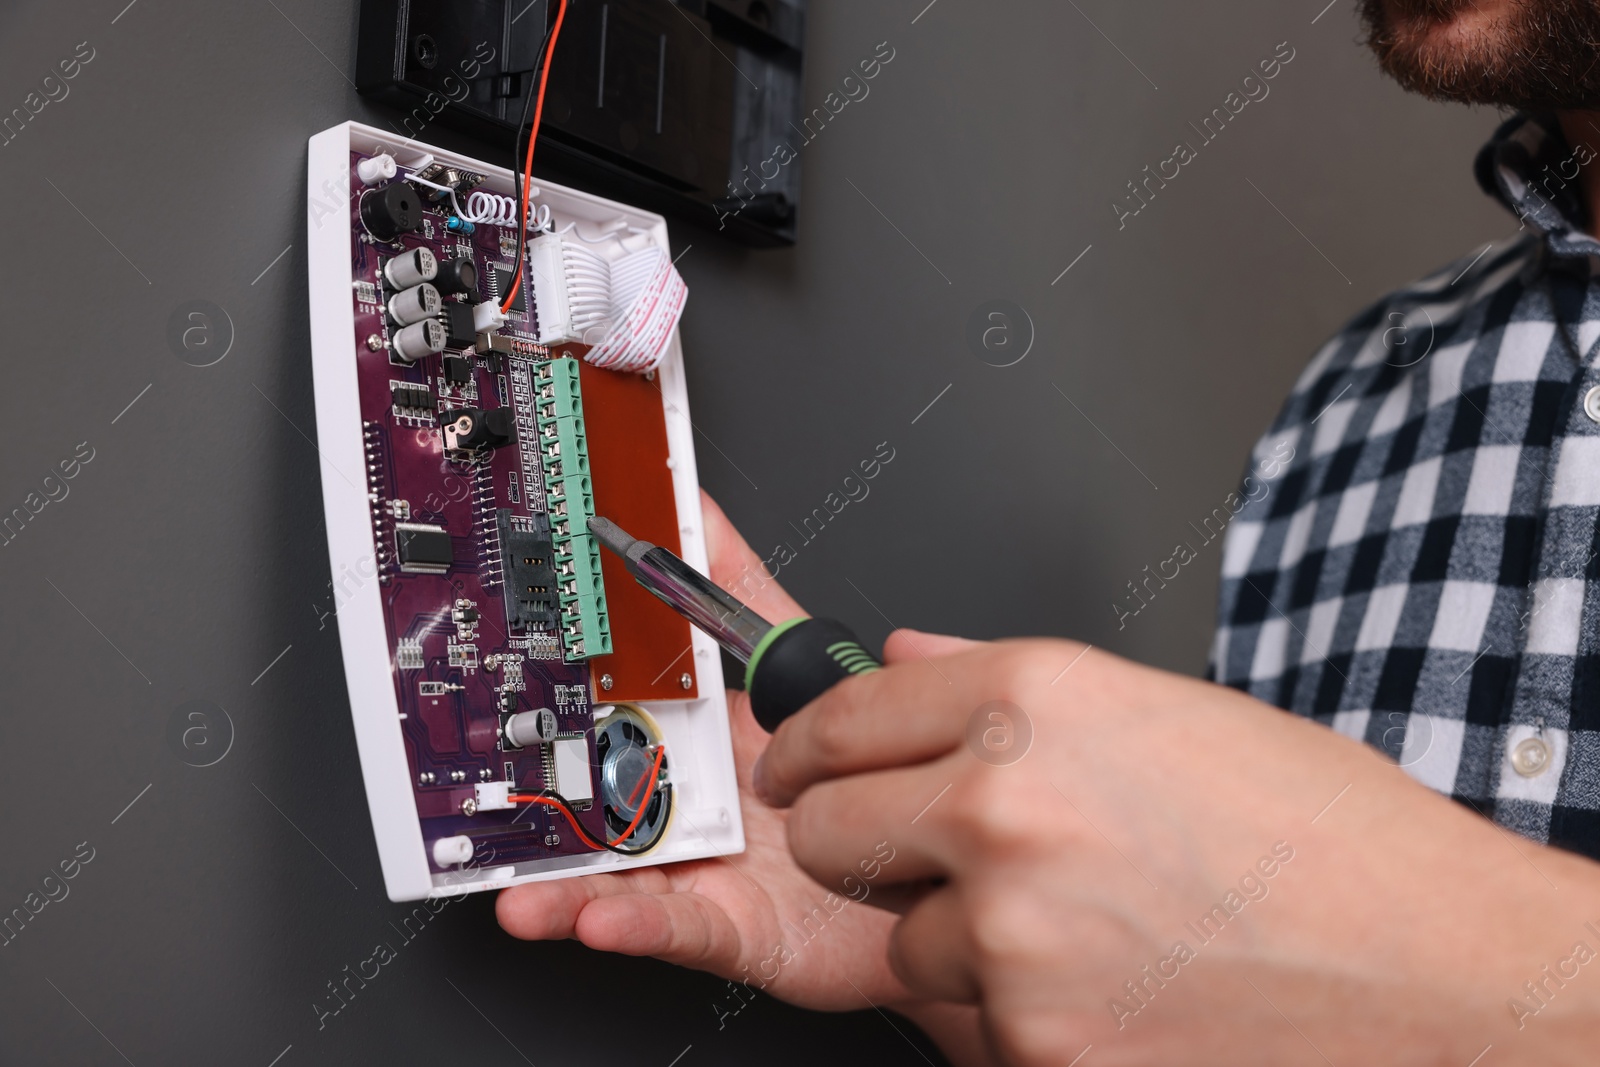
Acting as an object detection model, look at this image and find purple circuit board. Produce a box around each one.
[344,150,614,872]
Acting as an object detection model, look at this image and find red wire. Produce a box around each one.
[509,794,606,850]
[625,747,656,808]
[614,747,664,845]
[508,743,665,850]
[500,0,569,316]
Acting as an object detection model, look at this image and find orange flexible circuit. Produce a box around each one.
[500,0,569,316]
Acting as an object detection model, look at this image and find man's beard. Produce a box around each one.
[1361,0,1600,109]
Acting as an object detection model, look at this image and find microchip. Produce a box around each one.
[442,355,472,386]
[395,523,453,574]
[492,266,526,314]
[443,303,476,350]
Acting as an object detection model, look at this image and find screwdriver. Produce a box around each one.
[587,516,881,732]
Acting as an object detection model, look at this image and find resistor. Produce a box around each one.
[446,216,476,235]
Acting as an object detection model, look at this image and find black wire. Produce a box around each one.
[527,784,674,856]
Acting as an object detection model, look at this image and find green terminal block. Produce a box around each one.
[535,357,584,429]
[554,533,612,660]
[539,415,591,483]
[534,358,609,661]
[547,474,595,525]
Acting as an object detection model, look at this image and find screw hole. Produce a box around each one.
[413,34,439,69]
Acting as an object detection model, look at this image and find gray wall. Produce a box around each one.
[0,0,1507,1064]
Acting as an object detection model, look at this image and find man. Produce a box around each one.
[499,1,1600,1062]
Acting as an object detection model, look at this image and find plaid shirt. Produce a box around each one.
[1210,113,1600,859]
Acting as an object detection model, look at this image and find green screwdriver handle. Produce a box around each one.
[744,617,882,732]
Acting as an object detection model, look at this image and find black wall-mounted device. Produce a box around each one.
[356,0,806,247]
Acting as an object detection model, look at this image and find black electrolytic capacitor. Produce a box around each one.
[435,256,479,296]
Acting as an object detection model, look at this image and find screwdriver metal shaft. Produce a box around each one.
[587,515,772,661]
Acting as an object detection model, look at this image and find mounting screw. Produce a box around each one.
[600,673,614,691]
[680,673,694,690]
[365,333,385,351]
[460,797,478,816]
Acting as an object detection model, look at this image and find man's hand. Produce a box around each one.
[496,494,922,1012]
[756,634,1600,1065]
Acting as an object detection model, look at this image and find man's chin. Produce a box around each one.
[1367,0,1510,47]
[1361,0,1600,109]
[1377,0,1482,21]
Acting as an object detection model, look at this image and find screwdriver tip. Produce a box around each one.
[587,515,637,558]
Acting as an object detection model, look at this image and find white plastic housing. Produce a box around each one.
[307,121,744,901]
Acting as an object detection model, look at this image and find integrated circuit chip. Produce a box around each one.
[395,523,453,574]
[442,354,472,385]
[443,303,477,350]
[492,266,527,314]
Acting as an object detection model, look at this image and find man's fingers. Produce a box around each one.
[786,758,960,892]
[574,889,745,974]
[883,628,982,664]
[888,886,981,1003]
[496,867,670,941]
[498,871,746,979]
[700,489,806,623]
[754,638,1087,807]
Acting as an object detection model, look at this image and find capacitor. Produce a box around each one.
[387,282,442,326]
[360,183,423,240]
[356,153,397,186]
[504,708,559,747]
[392,319,447,363]
[432,835,474,867]
[383,247,438,290]
[435,256,479,296]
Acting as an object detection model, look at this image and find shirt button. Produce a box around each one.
[1585,385,1600,423]
[1511,736,1553,777]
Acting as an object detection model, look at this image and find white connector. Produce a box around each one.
[472,300,507,334]
[527,232,613,346]
[473,781,515,812]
